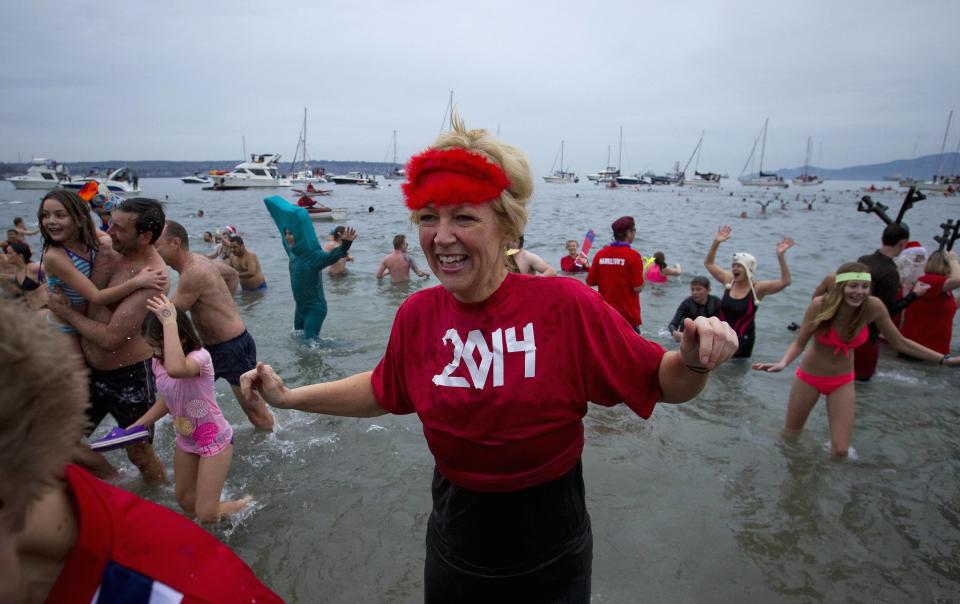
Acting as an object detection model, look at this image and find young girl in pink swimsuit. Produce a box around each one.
[132,294,251,522]
[752,261,960,458]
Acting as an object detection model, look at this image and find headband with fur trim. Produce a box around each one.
[402,147,510,210]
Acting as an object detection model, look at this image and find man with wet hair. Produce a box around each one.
[376,233,429,283]
[48,198,169,484]
[323,225,353,275]
[227,235,267,290]
[154,220,274,430]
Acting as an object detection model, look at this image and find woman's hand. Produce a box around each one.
[240,362,292,408]
[146,294,177,325]
[341,227,358,242]
[751,361,786,372]
[132,266,170,291]
[679,317,738,370]
[714,225,732,244]
[776,237,795,256]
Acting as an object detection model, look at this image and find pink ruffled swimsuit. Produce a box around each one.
[153,348,233,457]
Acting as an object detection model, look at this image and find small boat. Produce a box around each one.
[543,141,579,183]
[587,167,620,182]
[615,173,652,186]
[792,137,823,186]
[181,173,212,184]
[739,119,788,188]
[62,167,142,197]
[383,130,407,180]
[308,207,347,221]
[330,171,376,185]
[208,154,291,189]
[7,158,72,190]
[683,172,722,188]
[292,186,332,196]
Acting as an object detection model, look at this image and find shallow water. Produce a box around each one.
[3,178,959,602]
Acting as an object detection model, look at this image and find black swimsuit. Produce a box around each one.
[718,289,757,357]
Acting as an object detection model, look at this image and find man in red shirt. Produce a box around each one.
[587,216,645,331]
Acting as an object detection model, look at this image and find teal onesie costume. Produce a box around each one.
[264,196,351,340]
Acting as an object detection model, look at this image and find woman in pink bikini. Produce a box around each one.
[752,261,960,457]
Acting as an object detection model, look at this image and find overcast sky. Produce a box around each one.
[2,0,958,177]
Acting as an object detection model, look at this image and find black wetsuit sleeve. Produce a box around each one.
[340,239,353,254]
[888,291,918,314]
[668,299,692,334]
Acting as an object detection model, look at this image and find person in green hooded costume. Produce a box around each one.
[264,196,357,339]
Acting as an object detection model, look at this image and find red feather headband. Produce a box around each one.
[402,147,510,210]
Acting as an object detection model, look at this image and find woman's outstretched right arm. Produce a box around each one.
[241,365,386,417]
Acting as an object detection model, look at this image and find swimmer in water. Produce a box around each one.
[753,261,960,457]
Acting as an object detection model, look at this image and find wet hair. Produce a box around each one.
[13,217,24,227]
[6,229,17,238]
[37,190,100,253]
[393,234,406,250]
[653,251,666,269]
[813,261,872,340]
[231,235,244,248]
[164,220,190,250]
[690,275,711,289]
[924,250,950,276]
[410,112,533,243]
[881,223,910,247]
[566,239,578,247]
[331,226,345,241]
[0,297,90,522]
[141,307,203,356]
[116,198,165,244]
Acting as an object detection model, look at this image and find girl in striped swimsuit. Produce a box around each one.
[38,191,167,356]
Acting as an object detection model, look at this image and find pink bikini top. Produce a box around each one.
[816,325,868,357]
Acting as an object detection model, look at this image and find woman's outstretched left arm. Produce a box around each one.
[870,298,960,365]
[241,365,387,417]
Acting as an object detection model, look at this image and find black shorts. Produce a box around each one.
[424,459,593,603]
[87,360,156,441]
[207,330,257,386]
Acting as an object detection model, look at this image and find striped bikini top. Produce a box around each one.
[40,246,96,306]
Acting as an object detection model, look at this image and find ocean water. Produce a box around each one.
[2,178,958,603]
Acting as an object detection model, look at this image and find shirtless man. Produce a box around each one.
[322,226,353,276]
[48,198,169,485]
[376,234,429,283]
[509,234,557,276]
[154,221,274,430]
[226,236,267,290]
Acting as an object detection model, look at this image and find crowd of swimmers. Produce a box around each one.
[1,117,958,600]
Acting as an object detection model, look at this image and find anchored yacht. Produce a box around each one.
[8,158,72,190]
[209,154,291,189]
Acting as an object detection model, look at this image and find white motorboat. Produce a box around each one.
[383,130,406,180]
[587,167,620,182]
[739,118,789,188]
[289,169,328,185]
[615,173,652,186]
[543,141,579,183]
[181,173,212,184]
[62,167,142,197]
[792,137,823,186]
[330,171,376,185]
[7,158,72,190]
[683,172,722,188]
[208,154,291,189]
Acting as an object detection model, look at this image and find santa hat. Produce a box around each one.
[901,241,927,259]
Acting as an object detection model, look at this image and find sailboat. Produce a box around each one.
[543,140,578,183]
[289,108,327,185]
[383,130,406,180]
[587,142,620,182]
[792,136,823,186]
[739,118,788,188]
[679,132,721,188]
[917,110,959,193]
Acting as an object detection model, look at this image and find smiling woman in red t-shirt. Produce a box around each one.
[899,250,960,354]
[240,114,740,602]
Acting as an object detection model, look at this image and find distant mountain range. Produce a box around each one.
[2,152,958,182]
[767,152,960,181]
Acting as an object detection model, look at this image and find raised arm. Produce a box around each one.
[755,237,794,298]
[147,295,201,378]
[704,225,733,285]
[303,228,357,272]
[240,364,386,417]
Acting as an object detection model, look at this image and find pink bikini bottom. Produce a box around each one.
[795,368,855,396]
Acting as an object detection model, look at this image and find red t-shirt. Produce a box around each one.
[560,255,588,273]
[900,273,957,354]
[586,243,645,326]
[371,273,665,493]
[46,465,281,603]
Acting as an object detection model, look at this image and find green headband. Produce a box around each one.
[835,272,871,284]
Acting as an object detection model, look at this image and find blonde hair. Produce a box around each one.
[0,297,90,521]
[924,250,950,276]
[812,261,872,340]
[410,112,533,242]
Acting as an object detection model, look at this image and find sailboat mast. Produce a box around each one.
[392,130,398,166]
[935,109,953,177]
[618,126,623,171]
[759,118,768,174]
[560,140,564,172]
[302,108,308,174]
